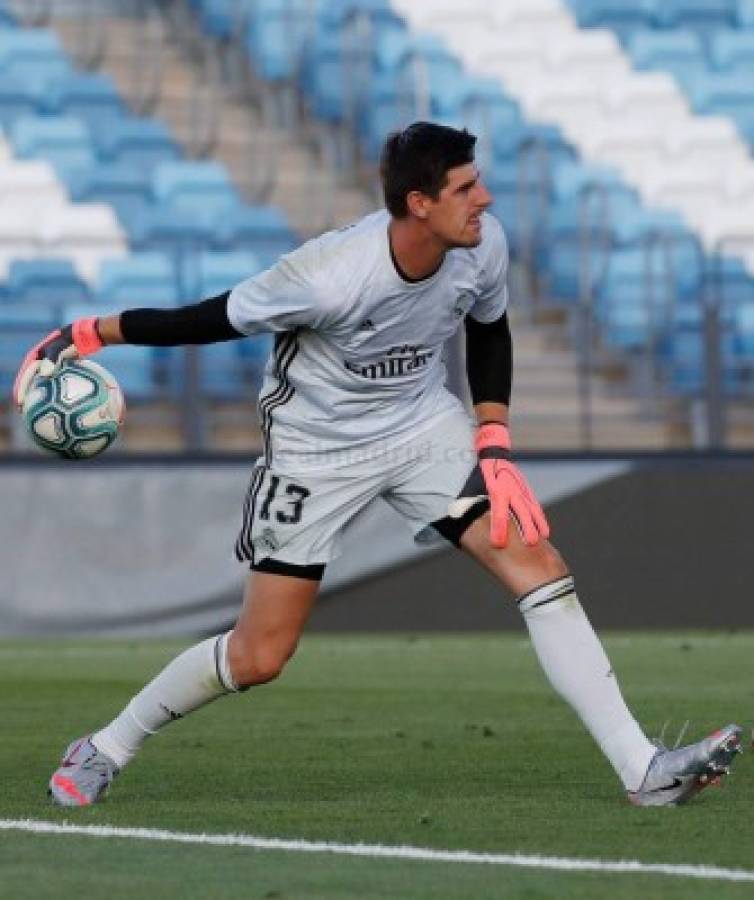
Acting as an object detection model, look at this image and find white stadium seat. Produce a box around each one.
[39,204,127,282]
[397,0,754,281]
[0,160,68,211]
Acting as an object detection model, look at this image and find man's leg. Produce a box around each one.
[458,514,741,801]
[49,570,319,806]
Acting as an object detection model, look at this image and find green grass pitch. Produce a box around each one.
[1,632,753,899]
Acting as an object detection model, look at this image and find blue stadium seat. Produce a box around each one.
[245,0,316,81]
[666,326,742,395]
[67,164,153,223]
[119,206,218,253]
[455,80,521,155]
[91,117,181,169]
[645,0,737,32]
[594,245,704,350]
[627,29,707,84]
[708,29,754,71]
[11,115,96,177]
[686,71,754,138]
[211,206,296,265]
[194,250,263,297]
[151,161,241,218]
[47,72,125,129]
[486,159,561,256]
[0,27,70,81]
[738,0,754,26]
[492,122,575,172]
[566,0,657,41]
[0,304,57,393]
[545,197,691,301]
[735,301,754,356]
[198,341,267,399]
[97,254,180,307]
[394,34,464,120]
[198,0,254,38]
[551,161,636,206]
[0,76,46,129]
[6,259,91,309]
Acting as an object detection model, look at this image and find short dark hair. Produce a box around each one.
[380,122,477,218]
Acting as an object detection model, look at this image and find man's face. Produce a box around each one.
[420,163,493,248]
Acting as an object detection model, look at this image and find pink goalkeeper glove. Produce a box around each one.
[13,317,104,410]
[475,422,550,548]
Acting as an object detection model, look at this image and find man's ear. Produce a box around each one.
[406,190,430,220]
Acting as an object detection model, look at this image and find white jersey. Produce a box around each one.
[227,209,509,467]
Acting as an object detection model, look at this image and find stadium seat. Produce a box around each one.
[566,0,657,41]
[198,0,254,39]
[666,326,742,395]
[66,164,153,223]
[6,259,91,309]
[0,160,67,211]
[545,196,691,301]
[11,115,96,178]
[91,117,181,169]
[46,72,125,130]
[38,205,127,283]
[97,253,180,306]
[738,0,754,26]
[194,250,263,297]
[0,27,70,82]
[151,161,241,218]
[0,303,57,393]
[0,76,46,129]
[210,205,296,264]
[245,0,316,82]
[119,206,218,253]
[493,122,575,171]
[708,29,754,72]
[686,71,754,141]
[627,29,707,83]
[645,0,737,32]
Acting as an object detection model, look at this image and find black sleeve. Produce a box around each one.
[119,292,243,346]
[464,311,512,406]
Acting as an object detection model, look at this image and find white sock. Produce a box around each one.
[519,576,656,792]
[92,632,239,769]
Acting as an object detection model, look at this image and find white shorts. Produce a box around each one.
[235,410,478,571]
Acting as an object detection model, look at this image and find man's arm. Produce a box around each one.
[14,293,241,408]
[463,312,549,548]
[464,311,511,425]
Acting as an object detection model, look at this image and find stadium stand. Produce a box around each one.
[0,11,293,441]
[387,0,754,410]
[1,0,752,451]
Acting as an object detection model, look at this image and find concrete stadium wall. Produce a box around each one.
[1,457,752,634]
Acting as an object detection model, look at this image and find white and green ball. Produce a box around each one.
[22,359,125,459]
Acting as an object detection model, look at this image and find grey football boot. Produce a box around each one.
[628,723,743,807]
[48,736,119,807]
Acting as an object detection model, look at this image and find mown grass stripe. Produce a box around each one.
[2,819,754,884]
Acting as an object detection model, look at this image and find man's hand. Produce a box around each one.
[13,317,104,410]
[475,422,549,548]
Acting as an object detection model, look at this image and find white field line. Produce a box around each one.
[2,819,754,884]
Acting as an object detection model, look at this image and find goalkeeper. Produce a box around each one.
[15,123,741,809]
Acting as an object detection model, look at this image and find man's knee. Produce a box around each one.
[537,542,569,583]
[228,632,299,688]
[512,540,570,597]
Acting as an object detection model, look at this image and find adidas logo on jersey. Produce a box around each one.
[357,318,377,332]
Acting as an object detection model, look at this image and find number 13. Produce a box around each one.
[259,475,310,525]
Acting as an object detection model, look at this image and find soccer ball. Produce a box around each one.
[22,359,125,459]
